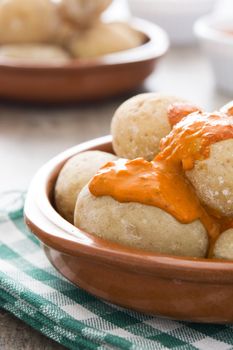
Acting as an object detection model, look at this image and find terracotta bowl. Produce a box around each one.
[0,18,169,103]
[24,136,233,323]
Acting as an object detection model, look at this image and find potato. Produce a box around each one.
[55,151,117,223]
[58,0,112,28]
[67,22,145,58]
[186,139,233,216]
[213,229,233,260]
[0,44,70,64]
[0,0,60,44]
[74,186,209,258]
[111,93,188,161]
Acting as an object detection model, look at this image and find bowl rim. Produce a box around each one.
[24,136,233,283]
[0,18,169,71]
[194,14,233,45]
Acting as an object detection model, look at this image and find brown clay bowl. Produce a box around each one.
[24,136,233,323]
[0,18,169,103]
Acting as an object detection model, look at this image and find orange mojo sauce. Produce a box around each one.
[167,103,201,127]
[89,111,233,256]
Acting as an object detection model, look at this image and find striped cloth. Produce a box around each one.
[1,191,233,350]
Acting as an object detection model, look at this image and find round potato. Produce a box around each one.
[58,0,112,28]
[74,186,209,258]
[186,139,233,216]
[0,0,60,44]
[213,229,233,260]
[0,44,70,64]
[55,20,76,46]
[111,93,188,161]
[67,22,145,58]
[55,151,117,223]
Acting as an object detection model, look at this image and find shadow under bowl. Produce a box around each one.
[24,136,233,323]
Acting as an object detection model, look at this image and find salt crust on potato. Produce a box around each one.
[74,186,209,258]
[186,139,233,217]
[55,151,117,223]
[111,93,187,161]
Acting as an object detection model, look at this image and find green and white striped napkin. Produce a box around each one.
[1,191,233,350]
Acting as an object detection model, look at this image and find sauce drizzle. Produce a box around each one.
[89,111,233,256]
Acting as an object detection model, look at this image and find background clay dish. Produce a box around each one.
[0,18,169,103]
[25,135,233,323]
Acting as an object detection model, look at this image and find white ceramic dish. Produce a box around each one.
[194,15,233,95]
[128,0,216,45]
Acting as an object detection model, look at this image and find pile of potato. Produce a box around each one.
[0,0,145,63]
[55,93,233,261]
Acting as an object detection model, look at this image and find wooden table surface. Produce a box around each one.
[0,46,230,349]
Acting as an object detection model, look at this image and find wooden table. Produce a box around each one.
[0,46,230,349]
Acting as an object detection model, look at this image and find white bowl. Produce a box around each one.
[128,0,217,45]
[194,15,233,95]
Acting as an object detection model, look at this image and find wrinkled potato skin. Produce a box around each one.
[55,151,117,223]
[75,186,209,258]
[186,139,233,217]
[111,93,187,161]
